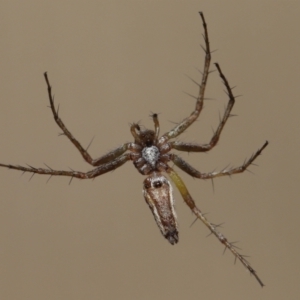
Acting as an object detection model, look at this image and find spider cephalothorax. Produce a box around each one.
[0,12,268,286]
[130,119,171,175]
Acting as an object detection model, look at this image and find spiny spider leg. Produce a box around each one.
[44,72,130,166]
[0,153,130,179]
[159,12,211,143]
[171,141,268,179]
[171,63,236,152]
[166,166,264,287]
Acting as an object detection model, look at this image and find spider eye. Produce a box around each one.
[153,181,162,188]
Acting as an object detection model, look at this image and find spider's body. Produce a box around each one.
[131,126,165,175]
[0,13,268,286]
[130,122,179,244]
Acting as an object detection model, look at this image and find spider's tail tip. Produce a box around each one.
[165,228,179,245]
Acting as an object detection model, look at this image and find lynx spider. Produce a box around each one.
[0,12,268,286]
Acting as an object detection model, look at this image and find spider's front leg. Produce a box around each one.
[0,153,130,180]
[170,141,268,180]
[171,63,236,153]
[159,12,211,144]
[44,72,131,166]
[166,166,264,287]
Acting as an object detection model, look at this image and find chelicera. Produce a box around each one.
[0,12,268,286]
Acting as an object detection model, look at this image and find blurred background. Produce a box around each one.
[0,1,299,299]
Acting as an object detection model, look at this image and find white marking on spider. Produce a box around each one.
[142,146,160,168]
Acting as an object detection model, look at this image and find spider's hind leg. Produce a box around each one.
[166,166,264,287]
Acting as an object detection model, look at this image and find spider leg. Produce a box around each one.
[171,141,268,179]
[166,166,264,287]
[170,141,215,152]
[0,153,130,179]
[170,62,236,152]
[44,72,131,166]
[91,144,131,166]
[159,12,211,143]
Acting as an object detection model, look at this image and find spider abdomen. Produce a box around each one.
[143,173,179,245]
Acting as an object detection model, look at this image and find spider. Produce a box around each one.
[0,12,268,286]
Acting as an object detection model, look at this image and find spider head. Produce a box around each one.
[130,123,156,147]
[139,130,156,147]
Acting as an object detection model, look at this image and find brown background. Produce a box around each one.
[0,1,299,299]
